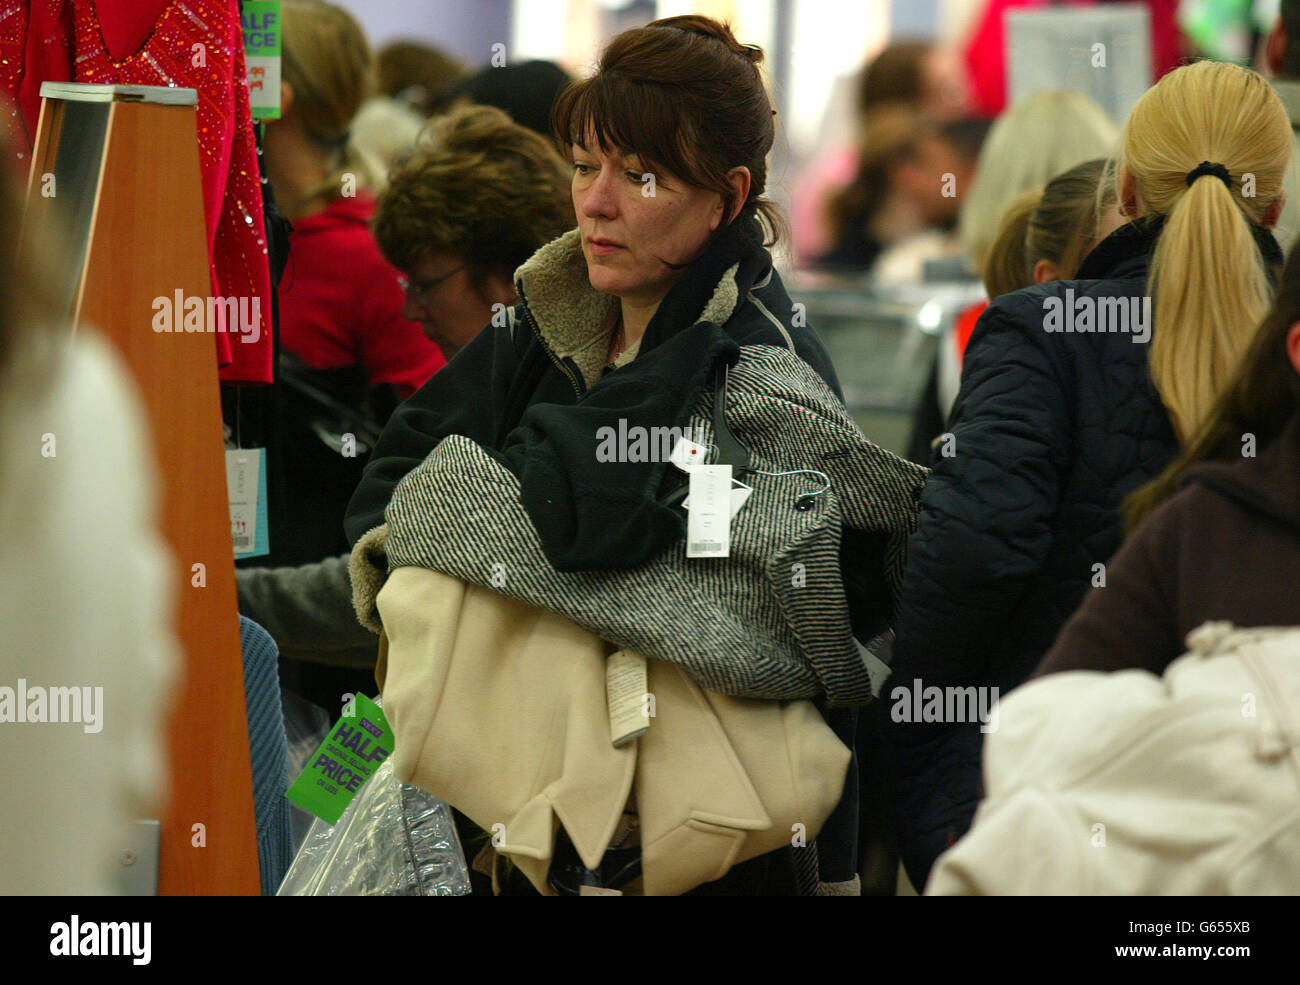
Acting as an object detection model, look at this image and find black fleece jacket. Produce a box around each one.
[343,218,842,571]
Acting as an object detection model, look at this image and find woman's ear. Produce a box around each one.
[278,80,294,120]
[724,166,752,225]
[1287,321,1300,376]
[1118,163,1138,218]
[1033,258,1059,284]
[1263,190,1287,230]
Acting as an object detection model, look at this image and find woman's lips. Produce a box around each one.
[588,237,625,257]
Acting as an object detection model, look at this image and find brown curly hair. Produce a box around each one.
[373,104,574,293]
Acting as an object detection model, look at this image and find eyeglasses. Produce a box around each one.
[398,267,464,306]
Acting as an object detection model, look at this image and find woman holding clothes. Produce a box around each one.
[885,60,1293,891]
[346,16,923,895]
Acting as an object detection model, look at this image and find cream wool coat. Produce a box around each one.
[375,565,851,896]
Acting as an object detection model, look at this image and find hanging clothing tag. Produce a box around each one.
[225,447,269,559]
[686,464,732,557]
[606,650,651,748]
[669,435,711,472]
[242,2,283,120]
[683,478,752,518]
[286,694,394,825]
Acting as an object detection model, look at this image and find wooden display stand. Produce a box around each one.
[22,84,260,895]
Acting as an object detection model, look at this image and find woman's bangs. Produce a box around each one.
[558,75,690,180]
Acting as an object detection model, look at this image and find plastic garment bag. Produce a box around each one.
[277,758,471,896]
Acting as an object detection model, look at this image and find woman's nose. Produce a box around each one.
[401,292,424,323]
[581,167,618,219]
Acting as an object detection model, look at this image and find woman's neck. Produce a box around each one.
[617,297,658,352]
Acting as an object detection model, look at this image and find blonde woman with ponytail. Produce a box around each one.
[1117,60,1293,439]
[887,60,1292,893]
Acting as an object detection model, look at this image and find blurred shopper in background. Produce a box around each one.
[254,0,448,720]
[905,96,1119,464]
[353,38,469,178]
[886,60,1292,890]
[1265,0,1300,255]
[958,91,1118,280]
[980,159,1123,302]
[350,97,424,178]
[792,39,971,265]
[910,157,1123,462]
[376,38,467,118]
[439,59,574,138]
[263,0,447,572]
[372,104,575,360]
[0,128,178,894]
[816,109,984,280]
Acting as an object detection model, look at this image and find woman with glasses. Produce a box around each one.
[375,105,575,360]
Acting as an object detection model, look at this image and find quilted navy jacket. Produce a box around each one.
[887,216,1205,890]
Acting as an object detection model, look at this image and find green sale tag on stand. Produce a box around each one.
[286,694,394,825]
[242,0,282,120]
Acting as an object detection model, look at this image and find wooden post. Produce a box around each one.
[24,84,260,895]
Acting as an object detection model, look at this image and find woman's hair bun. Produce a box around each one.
[654,14,765,66]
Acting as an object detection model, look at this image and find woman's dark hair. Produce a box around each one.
[445,60,573,138]
[1124,240,1300,530]
[855,40,933,116]
[377,40,466,117]
[551,14,782,243]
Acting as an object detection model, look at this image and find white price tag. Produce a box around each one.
[683,479,751,518]
[669,435,711,472]
[606,649,651,748]
[686,464,732,557]
[225,449,260,556]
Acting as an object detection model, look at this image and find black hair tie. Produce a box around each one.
[1185,161,1231,188]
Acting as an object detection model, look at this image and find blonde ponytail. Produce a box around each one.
[1148,173,1275,439]
[1118,61,1292,440]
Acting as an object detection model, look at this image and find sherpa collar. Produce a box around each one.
[514,218,766,389]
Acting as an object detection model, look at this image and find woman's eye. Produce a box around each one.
[626,170,645,184]
[572,163,593,177]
